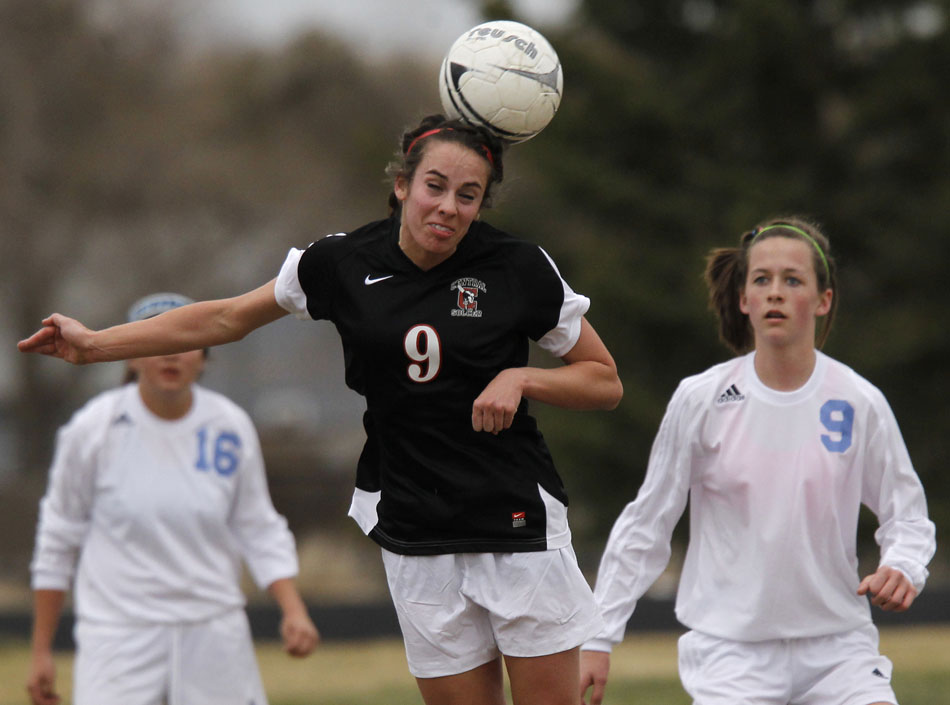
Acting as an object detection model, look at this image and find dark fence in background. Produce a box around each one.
[2,589,948,650]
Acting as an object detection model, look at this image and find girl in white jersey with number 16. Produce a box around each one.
[580,218,935,705]
[27,293,318,705]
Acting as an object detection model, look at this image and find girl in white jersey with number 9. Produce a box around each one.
[579,217,935,705]
[19,115,624,705]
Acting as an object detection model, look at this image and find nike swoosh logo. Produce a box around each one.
[364,274,394,285]
[495,65,561,91]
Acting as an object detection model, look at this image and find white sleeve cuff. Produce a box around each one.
[581,639,615,653]
[881,560,929,593]
[274,247,311,320]
[535,248,590,357]
[31,570,73,591]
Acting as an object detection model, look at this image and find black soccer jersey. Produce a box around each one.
[275,217,591,555]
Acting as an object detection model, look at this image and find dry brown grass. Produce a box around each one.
[0,625,946,704]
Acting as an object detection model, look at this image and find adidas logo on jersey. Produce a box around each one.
[112,412,134,425]
[716,384,745,404]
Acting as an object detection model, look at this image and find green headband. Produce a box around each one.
[751,223,830,280]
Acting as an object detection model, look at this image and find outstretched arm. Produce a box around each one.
[471,317,622,433]
[18,280,287,364]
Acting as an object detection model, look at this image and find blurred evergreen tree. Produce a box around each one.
[490,0,949,562]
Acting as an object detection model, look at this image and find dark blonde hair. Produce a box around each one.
[386,114,505,216]
[704,216,838,354]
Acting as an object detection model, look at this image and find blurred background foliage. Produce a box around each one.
[1,0,947,600]
[513,0,950,571]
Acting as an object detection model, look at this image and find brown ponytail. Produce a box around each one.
[704,246,754,354]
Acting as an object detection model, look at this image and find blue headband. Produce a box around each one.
[127,292,194,322]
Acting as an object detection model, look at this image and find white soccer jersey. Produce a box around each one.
[587,351,935,648]
[31,384,298,624]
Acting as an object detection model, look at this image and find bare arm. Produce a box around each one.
[18,280,288,364]
[267,577,319,657]
[522,317,623,409]
[472,317,623,433]
[27,589,65,705]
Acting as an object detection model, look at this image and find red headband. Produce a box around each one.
[405,127,495,167]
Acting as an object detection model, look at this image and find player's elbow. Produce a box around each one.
[587,364,623,410]
[601,376,623,410]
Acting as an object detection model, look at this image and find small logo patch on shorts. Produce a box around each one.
[511,511,526,527]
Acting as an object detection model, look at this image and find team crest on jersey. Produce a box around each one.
[450,277,486,318]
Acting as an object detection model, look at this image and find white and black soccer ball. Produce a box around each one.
[438,20,563,143]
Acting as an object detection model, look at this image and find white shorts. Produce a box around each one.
[73,609,267,705]
[382,546,603,678]
[678,624,898,705]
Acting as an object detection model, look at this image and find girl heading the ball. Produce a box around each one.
[19,114,624,705]
[579,217,935,705]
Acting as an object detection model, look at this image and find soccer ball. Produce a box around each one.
[438,20,563,143]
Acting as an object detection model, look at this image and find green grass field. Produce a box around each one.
[1,625,947,704]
